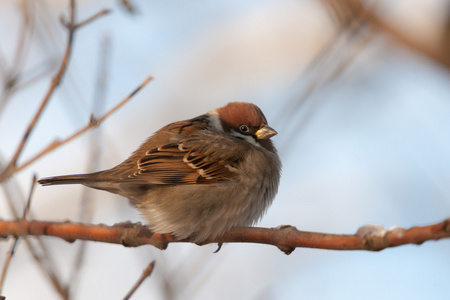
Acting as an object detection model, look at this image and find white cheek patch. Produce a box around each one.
[206,111,224,132]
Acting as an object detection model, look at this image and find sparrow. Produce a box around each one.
[38,102,281,243]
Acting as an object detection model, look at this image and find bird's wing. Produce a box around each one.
[131,135,246,185]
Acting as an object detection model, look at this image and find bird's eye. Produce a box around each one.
[239,125,249,133]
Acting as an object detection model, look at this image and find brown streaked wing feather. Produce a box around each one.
[133,142,239,185]
[183,151,238,182]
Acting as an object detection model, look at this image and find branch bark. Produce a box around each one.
[0,1,111,183]
[1,219,449,254]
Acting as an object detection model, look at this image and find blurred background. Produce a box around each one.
[1,0,450,299]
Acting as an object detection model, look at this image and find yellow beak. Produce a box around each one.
[255,125,277,140]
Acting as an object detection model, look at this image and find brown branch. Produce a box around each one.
[0,175,36,294]
[22,235,68,299]
[123,261,156,300]
[11,0,33,74]
[119,0,139,14]
[0,74,153,181]
[5,0,76,172]
[12,75,153,176]
[0,1,110,182]
[23,174,37,218]
[320,0,450,69]
[0,239,19,296]
[0,219,449,254]
[361,3,450,69]
[68,36,112,292]
[73,9,111,29]
[19,177,68,298]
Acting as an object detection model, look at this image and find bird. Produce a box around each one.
[38,102,281,243]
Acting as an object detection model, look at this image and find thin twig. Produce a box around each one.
[98,76,153,124]
[23,174,37,218]
[11,0,33,74]
[120,0,138,14]
[0,2,111,298]
[0,166,68,298]
[0,174,36,295]
[12,58,58,92]
[68,36,111,292]
[22,238,68,298]
[4,0,77,172]
[0,0,34,115]
[20,176,66,299]
[0,0,110,182]
[73,9,111,29]
[361,1,450,68]
[123,261,156,300]
[12,75,153,175]
[278,1,376,153]
[0,239,19,296]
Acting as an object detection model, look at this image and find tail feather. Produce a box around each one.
[38,174,97,186]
